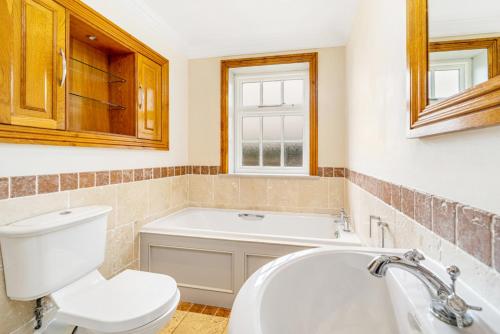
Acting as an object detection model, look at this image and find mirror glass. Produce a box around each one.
[428,0,500,103]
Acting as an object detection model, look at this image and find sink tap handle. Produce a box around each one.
[445,294,482,329]
[403,249,425,264]
[447,265,460,293]
[467,304,483,311]
[445,266,483,316]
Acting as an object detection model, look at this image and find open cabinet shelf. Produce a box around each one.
[67,15,137,137]
[69,92,127,110]
[70,57,127,84]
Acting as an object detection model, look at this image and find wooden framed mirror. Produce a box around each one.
[407,0,500,137]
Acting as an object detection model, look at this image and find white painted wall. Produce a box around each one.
[188,47,346,167]
[0,0,189,177]
[346,0,500,215]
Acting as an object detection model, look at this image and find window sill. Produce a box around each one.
[221,173,320,180]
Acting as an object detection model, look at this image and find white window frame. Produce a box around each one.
[429,59,472,101]
[231,69,310,175]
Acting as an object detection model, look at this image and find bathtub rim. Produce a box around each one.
[140,207,361,248]
[151,206,342,221]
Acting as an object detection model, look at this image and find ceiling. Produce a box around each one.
[138,0,360,59]
[429,0,500,37]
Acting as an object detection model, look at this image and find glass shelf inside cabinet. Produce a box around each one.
[69,92,126,110]
[70,57,126,83]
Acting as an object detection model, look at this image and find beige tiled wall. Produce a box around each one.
[0,175,189,334]
[188,175,345,214]
[0,172,343,333]
[346,181,500,311]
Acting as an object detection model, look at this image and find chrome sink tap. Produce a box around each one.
[367,249,482,328]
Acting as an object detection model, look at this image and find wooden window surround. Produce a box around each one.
[0,0,169,150]
[407,0,500,137]
[220,53,318,175]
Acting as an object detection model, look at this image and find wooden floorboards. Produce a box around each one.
[160,301,231,334]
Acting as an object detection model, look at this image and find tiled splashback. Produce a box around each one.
[345,169,500,311]
[0,165,344,334]
[1,165,499,333]
[0,166,345,212]
[345,169,499,272]
[188,174,344,214]
[188,166,345,214]
[0,170,190,334]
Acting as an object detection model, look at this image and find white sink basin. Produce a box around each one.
[229,248,500,334]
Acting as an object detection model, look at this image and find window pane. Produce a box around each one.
[284,116,303,140]
[242,82,260,106]
[262,81,282,105]
[242,117,260,140]
[263,143,281,166]
[284,143,303,167]
[263,116,281,140]
[284,80,303,105]
[434,70,460,98]
[242,143,260,166]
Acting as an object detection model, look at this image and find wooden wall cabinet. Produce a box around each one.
[137,54,162,141]
[0,0,169,150]
[1,0,66,130]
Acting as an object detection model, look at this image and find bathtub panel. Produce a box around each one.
[149,245,234,292]
[245,254,278,279]
[141,231,310,307]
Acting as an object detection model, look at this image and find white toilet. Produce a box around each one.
[0,206,180,334]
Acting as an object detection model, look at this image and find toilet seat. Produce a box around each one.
[54,270,179,333]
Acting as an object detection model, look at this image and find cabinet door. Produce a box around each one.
[137,54,162,141]
[0,0,66,129]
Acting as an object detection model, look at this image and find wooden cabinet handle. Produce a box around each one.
[139,85,144,109]
[60,48,67,87]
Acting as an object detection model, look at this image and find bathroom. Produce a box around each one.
[0,0,499,333]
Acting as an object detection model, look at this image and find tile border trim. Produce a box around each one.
[346,169,500,273]
[1,165,496,271]
[0,166,344,200]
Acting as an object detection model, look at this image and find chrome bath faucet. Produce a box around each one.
[339,209,351,232]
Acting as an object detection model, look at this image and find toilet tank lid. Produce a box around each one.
[0,206,112,238]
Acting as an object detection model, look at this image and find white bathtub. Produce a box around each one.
[140,207,360,307]
[141,207,360,246]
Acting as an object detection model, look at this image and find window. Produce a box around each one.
[232,69,309,175]
[220,53,318,176]
[428,60,471,102]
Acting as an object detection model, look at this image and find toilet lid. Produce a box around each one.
[56,270,179,333]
